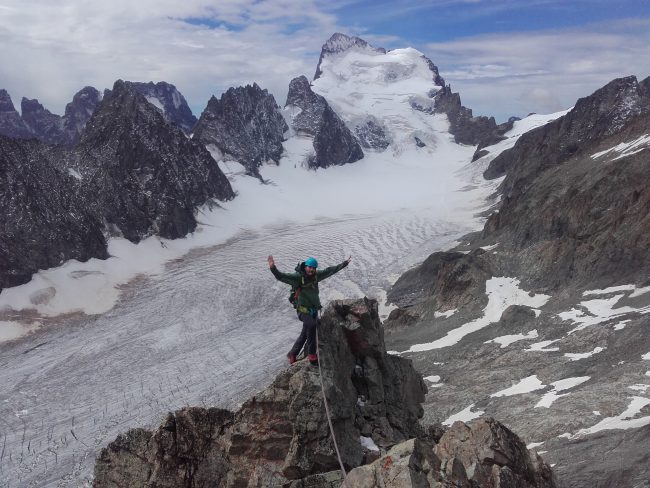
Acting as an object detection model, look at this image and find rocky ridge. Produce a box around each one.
[433,85,515,150]
[193,83,288,176]
[285,75,364,168]
[0,80,234,290]
[0,135,107,288]
[385,75,650,488]
[0,89,32,139]
[94,299,556,488]
[0,86,101,145]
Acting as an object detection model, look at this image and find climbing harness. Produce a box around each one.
[315,322,347,480]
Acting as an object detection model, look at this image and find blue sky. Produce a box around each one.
[1,0,649,122]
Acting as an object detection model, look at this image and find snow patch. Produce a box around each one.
[360,435,379,451]
[535,376,590,408]
[67,168,82,180]
[486,329,538,348]
[424,375,441,383]
[559,293,650,334]
[525,340,560,352]
[564,347,606,361]
[434,309,457,318]
[443,404,485,426]
[566,397,650,439]
[145,95,165,112]
[490,375,546,398]
[405,278,550,353]
[591,134,650,161]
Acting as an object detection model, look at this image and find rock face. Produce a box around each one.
[434,85,511,148]
[93,299,555,488]
[0,135,107,289]
[0,86,101,145]
[384,74,650,488]
[193,83,288,175]
[0,89,32,138]
[0,80,234,290]
[71,79,234,242]
[343,420,555,488]
[483,75,650,288]
[285,75,364,168]
[21,97,64,144]
[62,86,102,144]
[128,81,197,134]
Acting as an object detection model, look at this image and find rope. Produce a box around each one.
[315,327,347,480]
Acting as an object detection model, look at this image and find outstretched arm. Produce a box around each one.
[268,255,300,285]
[317,256,352,280]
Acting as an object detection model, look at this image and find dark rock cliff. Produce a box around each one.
[0,135,107,289]
[62,86,102,144]
[71,79,234,242]
[193,83,288,176]
[93,299,555,488]
[482,75,650,288]
[0,89,32,139]
[433,85,513,148]
[0,80,234,291]
[0,86,101,145]
[286,75,364,168]
[21,97,64,145]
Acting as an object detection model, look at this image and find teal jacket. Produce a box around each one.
[270,260,349,311]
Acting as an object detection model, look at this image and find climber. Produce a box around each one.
[268,254,351,365]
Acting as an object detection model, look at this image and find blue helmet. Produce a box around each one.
[305,257,318,268]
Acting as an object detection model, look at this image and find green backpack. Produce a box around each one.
[288,263,317,307]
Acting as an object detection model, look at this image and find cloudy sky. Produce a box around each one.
[1,0,649,122]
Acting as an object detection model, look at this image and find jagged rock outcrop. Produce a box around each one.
[128,81,197,134]
[93,298,427,487]
[70,79,234,241]
[193,83,288,175]
[388,249,493,314]
[482,75,650,288]
[0,87,101,145]
[0,89,32,139]
[21,97,64,144]
[434,86,511,148]
[343,419,555,488]
[0,80,233,291]
[285,75,364,168]
[62,86,102,144]
[94,299,555,488]
[0,135,107,289]
[314,33,386,81]
[354,119,390,151]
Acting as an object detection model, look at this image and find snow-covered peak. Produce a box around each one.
[311,42,446,151]
[314,33,386,80]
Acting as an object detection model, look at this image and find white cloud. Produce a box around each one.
[424,19,650,121]
[0,0,340,115]
[1,2,649,125]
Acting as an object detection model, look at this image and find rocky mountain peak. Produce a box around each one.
[62,85,101,143]
[73,79,234,242]
[421,54,446,87]
[285,75,364,168]
[0,89,32,139]
[21,97,63,144]
[314,33,386,80]
[0,88,15,112]
[127,80,197,134]
[193,83,288,176]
